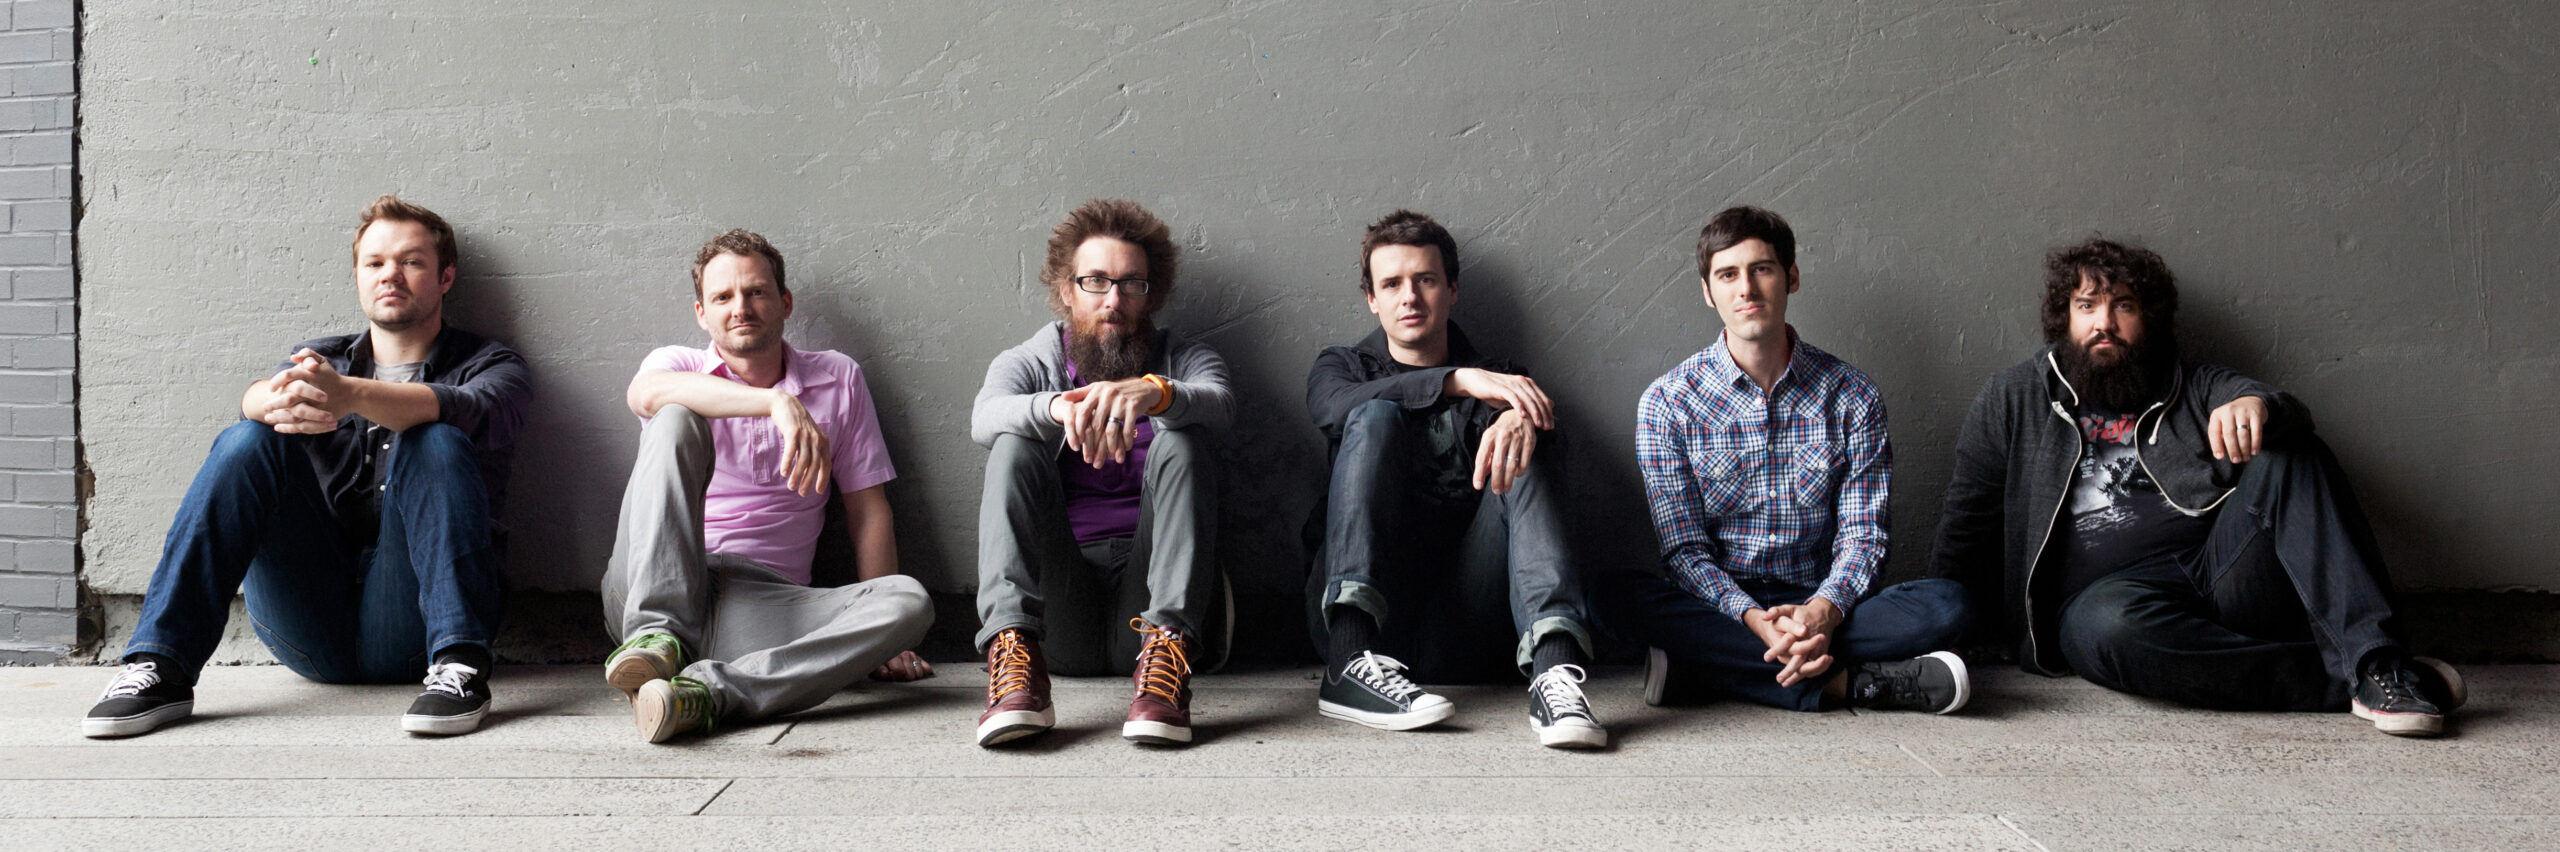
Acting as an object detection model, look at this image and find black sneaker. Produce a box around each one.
[2352,654,2445,737]
[1317,651,1454,731]
[401,656,491,735]
[1844,651,1971,714]
[1527,664,1607,749]
[2411,656,2468,713]
[83,655,193,738]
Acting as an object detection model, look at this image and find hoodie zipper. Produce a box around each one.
[2027,353,2084,674]
[2129,367,2237,516]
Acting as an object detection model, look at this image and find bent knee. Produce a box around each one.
[399,422,476,455]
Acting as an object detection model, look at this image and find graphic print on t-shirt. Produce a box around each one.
[2055,406,2212,603]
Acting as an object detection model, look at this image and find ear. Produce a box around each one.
[1785,266,1800,294]
[779,288,795,320]
[439,263,457,294]
[1699,276,1715,308]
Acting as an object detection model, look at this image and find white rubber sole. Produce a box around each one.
[976,708,1056,747]
[400,703,487,736]
[81,700,193,738]
[1121,719,1193,745]
[1923,650,1972,715]
[1318,695,1456,731]
[1534,718,1609,749]
[2352,698,2444,737]
[634,679,695,743]
[2413,656,2468,711]
[605,650,675,697]
[1642,647,1670,706]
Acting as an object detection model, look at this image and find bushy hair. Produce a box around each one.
[1357,209,1459,293]
[1042,199,1178,315]
[1696,205,1795,278]
[353,194,458,271]
[2041,237,2178,345]
[692,229,788,301]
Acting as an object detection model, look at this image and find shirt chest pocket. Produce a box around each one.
[740,415,837,486]
[1790,441,1844,509]
[1688,448,1750,516]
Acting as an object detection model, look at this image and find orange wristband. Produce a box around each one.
[1142,373,1174,416]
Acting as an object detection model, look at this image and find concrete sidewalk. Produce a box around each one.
[2,664,2551,850]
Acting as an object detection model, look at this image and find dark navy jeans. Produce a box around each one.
[2056,436,2398,711]
[1597,572,1971,711]
[125,420,502,686]
[1305,399,1591,683]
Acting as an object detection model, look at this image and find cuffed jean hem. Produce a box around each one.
[1320,579,1391,631]
[1513,615,1594,672]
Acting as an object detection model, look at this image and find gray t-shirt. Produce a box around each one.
[363,361,426,497]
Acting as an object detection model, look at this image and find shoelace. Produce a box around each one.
[669,675,717,732]
[987,629,1036,705]
[101,660,163,700]
[613,632,687,671]
[419,662,480,698]
[1529,664,1594,720]
[1343,651,1425,702]
[1129,618,1192,704]
[2367,664,2423,705]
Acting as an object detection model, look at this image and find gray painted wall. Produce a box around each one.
[75,2,2559,657]
[0,0,75,663]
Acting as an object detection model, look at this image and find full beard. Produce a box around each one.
[1068,312,1155,382]
[2057,333,2173,412]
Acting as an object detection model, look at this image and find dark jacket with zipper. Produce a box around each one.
[1927,345,2309,675]
[1299,323,1524,554]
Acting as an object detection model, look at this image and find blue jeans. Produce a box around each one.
[2055,436,2396,711]
[1596,572,1971,711]
[125,420,503,686]
[1305,399,1592,683]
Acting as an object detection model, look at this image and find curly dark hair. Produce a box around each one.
[1357,209,1459,294]
[1697,206,1796,278]
[1042,199,1178,317]
[2041,237,2179,346]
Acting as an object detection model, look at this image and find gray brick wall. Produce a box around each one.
[0,0,72,664]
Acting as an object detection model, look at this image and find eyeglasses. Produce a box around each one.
[1072,275,1152,296]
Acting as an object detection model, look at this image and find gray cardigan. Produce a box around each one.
[970,321,1236,451]
[1928,345,2307,675]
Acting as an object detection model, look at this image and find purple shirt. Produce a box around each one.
[1059,355,1151,543]
[637,344,897,585]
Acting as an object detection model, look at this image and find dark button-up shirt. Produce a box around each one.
[271,325,531,540]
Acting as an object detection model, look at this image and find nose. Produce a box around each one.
[1099,286,1125,313]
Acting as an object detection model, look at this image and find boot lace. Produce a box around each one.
[1343,651,1426,702]
[987,629,1035,704]
[101,660,165,700]
[419,661,481,698]
[1529,664,1595,720]
[1130,618,1192,704]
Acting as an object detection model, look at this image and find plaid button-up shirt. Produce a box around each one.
[1636,332,1890,620]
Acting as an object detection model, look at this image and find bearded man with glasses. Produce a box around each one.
[969,199,1236,748]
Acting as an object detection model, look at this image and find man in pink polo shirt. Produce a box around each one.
[598,229,935,743]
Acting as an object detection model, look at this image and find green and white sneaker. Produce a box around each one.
[606,631,686,697]
[634,676,716,743]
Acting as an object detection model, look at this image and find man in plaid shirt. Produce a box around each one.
[1597,206,1973,714]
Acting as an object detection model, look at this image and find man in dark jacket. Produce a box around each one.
[84,196,530,739]
[1931,237,2463,736]
[1302,210,1603,749]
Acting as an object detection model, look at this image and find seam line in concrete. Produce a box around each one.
[1897,742,1946,778]
[690,778,735,817]
[763,721,798,746]
[1995,814,2052,852]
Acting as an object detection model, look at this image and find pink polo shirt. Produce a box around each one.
[637,344,897,585]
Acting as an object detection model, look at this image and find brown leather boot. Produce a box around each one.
[1122,618,1194,746]
[976,628,1053,747]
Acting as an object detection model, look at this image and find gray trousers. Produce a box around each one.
[974,428,1226,676]
[602,405,934,722]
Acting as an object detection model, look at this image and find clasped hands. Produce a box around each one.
[1446,367,1554,495]
[251,348,352,434]
[1050,377,1164,468]
[1745,596,1842,687]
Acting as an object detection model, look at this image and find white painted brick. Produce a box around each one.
[9,339,69,369]
[7,131,65,166]
[0,374,57,406]
[0,166,48,200]
[14,609,71,643]
[0,574,64,609]
[0,33,42,64]
[10,405,67,434]
[0,503,47,533]
[7,63,68,97]
[11,268,63,297]
[0,303,53,333]
[11,471,67,501]
[14,540,67,574]
[9,199,67,231]
[12,0,71,30]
